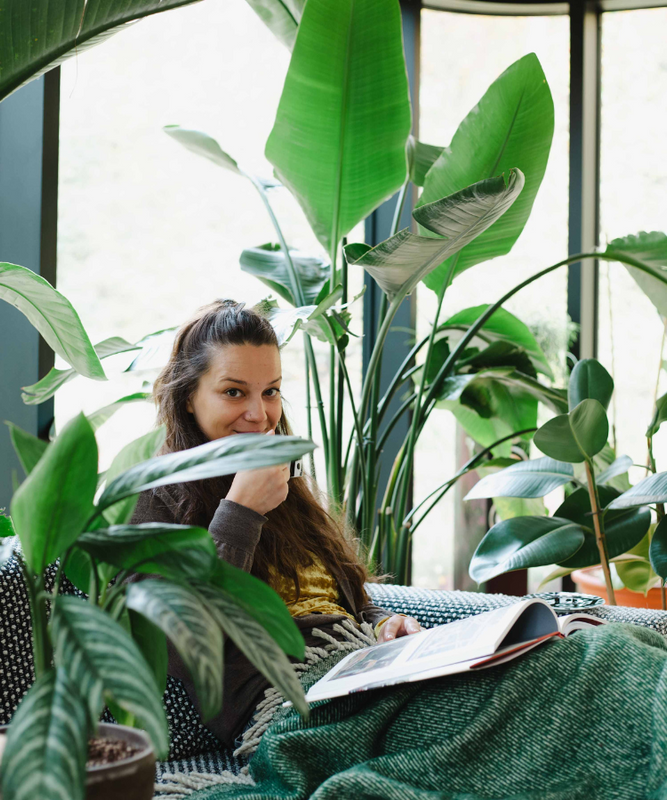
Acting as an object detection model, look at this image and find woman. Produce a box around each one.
[130,299,422,748]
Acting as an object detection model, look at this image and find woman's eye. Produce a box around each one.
[265,388,281,397]
[224,389,242,398]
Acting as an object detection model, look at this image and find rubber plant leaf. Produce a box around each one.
[567,358,614,412]
[608,471,667,511]
[10,413,98,573]
[0,263,104,379]
[555,486,650,569]
[265,0,411,257]
[0,0,206,103]
[465,457,574,501]
[418,53,553,291]
[346,171,525,300]
[650,516,667,582]
[533,399,609,463]
[469,516,586,584]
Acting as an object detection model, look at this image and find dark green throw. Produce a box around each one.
[192,625,667,799]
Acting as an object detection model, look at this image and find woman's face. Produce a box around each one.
[186,343,283,440]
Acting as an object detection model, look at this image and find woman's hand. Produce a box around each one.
[376,615,422,643]
[225,430,290,515]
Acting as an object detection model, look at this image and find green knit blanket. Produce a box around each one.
[189,624,667,800]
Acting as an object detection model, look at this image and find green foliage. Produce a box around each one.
[240,244,330,306]
[1,668,88,800]
[0,0,204,102]
[534,399,609,463]
[650,517,667,583]
[418,53,554,290]
[605,232,667,318]
[11,414,98,573]
[464,457,574,501]
[125,580,224,721]
[6,422,48,476]
[265,0,411,257]
[0,264,104,379]
[469,517,586,584]
[567,359,614,412]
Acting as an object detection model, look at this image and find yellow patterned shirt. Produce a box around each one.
[267,554,355,620]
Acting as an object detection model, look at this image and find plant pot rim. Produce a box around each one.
[86,722,154,775]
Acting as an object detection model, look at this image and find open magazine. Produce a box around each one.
[303,598,606,703]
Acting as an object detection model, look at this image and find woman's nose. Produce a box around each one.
[244,395,268,422]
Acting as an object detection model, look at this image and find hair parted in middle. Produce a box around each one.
[151,299,376,610]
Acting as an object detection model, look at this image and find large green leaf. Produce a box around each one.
[437,304,552,378]
[125,580,223,720]
[407,135,444,187]
[125,327,177,372]
[86,392,152,432]
[1,668,88,800]
[240,244,330,306]
[265,0,411,257]
[101,427,166,527]
[195,583,308,717]
[568,359,614,412]
[647,392,667,438]
[650,517,667,582]
[533,399,609,463]
[77,523,217,581]
[469,516,586,584]
[347,171,525,300]
[465,457,574,501]
[6,422,48,475]
[607,472,667,511]
[11,414,98,573]
[97,432,315,514]
[0,512,15,538]
[419,53,554,291]
[21,336,139,406]
[209,559,304,660]
[244,0,305,50]
[0,263,104,379]
[605,232,667,318]
[617,532,659,595]
[597,455,633,487]
[555,487,650,569]
[0,0,205,102]
[50,596,168,757]
[129,609,168,695]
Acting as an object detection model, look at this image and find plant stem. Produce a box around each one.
[584,459,616,605]
[102,571,130,612]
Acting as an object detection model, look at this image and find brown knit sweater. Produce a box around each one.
[128,487,391,746]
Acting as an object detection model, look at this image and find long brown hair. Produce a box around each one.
[152,299,373,610]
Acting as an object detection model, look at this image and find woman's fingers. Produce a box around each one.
[379,615,422,642]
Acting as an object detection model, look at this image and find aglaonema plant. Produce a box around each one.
[0,414,314,800]
[464,357,667,607]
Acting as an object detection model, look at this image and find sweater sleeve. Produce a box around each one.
[129,490,268,573]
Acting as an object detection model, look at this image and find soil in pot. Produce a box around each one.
[0,722,156,800]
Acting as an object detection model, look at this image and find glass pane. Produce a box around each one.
[415,9,570,591]
[598,8,667,478]
[56,2,363,478]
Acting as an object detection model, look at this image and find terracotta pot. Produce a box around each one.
[0,722,155,800]
[572,568,666,610]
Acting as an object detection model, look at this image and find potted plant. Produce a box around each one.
[464,356,667,608]
[0,414,314,800]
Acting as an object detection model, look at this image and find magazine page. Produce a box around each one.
[558,613,607,636]
[305,599,556,703]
